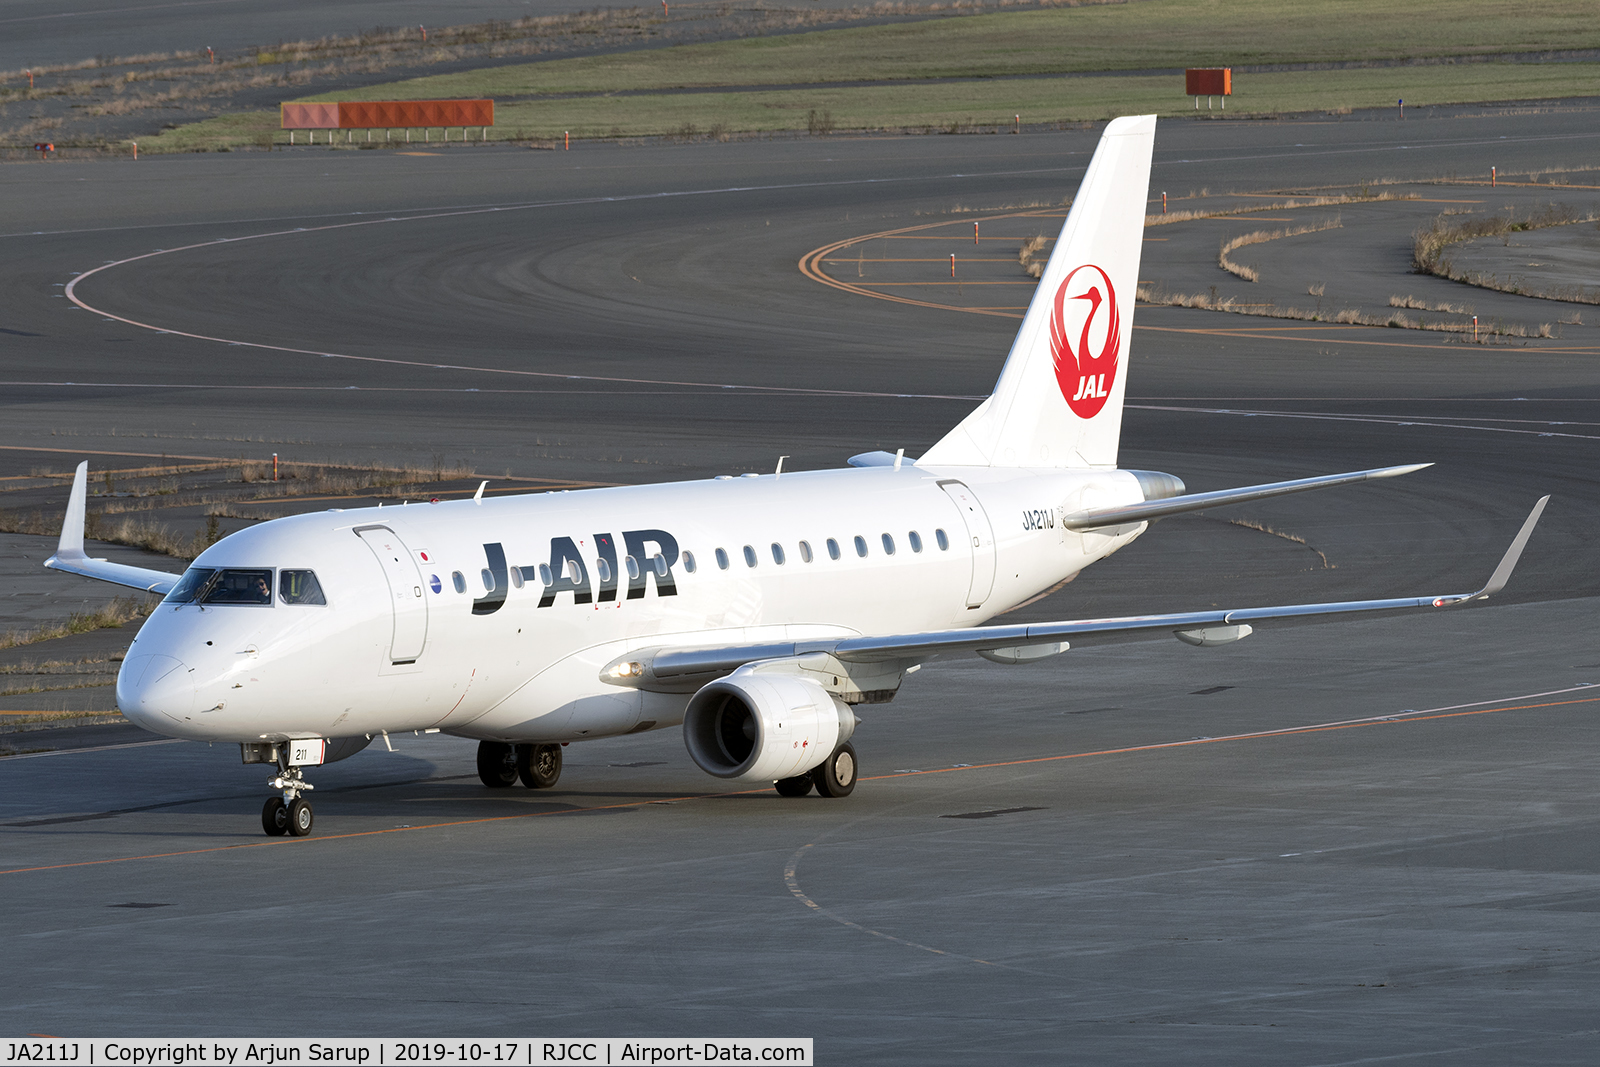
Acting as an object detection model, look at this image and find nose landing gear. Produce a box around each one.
[262,763,316,837]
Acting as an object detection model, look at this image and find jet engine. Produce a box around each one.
[683,671,855,781]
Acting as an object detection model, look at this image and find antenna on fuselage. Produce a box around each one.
[775,456,788,480]
[473,480,488,504]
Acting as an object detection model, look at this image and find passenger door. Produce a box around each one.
[938,481,997,609]
[355,526,429,663]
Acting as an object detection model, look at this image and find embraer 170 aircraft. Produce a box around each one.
[46,115,1545,838]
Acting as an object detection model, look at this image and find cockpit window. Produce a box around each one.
[163,567,217,604]
[165,567,281,605]
[279,569,326,605]
[201,568,275,605]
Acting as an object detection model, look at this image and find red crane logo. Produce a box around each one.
[1049,264,1120,418]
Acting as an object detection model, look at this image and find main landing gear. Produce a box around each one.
[477,740,563,790]
[262,762,315,837]
[774,740,857,799]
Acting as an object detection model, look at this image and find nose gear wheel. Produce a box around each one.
[261,761,317,837]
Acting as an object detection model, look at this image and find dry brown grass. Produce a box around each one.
[1146,191,1410,228]
[205,503,284,520]
[0,508,224,560]
[0,597,157,651]
[238,457,474,488]
[90,516,195,558]
[0,678,118,697]
[1137,284,1541,339]
[1389,293,1473,314]
[0,656,118,676]
[1018,234,1048,279]
[1217,217,1343,283]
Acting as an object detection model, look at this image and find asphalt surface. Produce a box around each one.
[4,107,1600,1059]
[1449,220,1600,298]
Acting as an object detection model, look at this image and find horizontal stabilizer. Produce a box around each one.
[1065,462,1432,530]
[44,461,185,596]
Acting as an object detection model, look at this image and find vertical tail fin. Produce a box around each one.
[919,115,1156,469]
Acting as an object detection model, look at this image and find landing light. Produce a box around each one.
[606,661,645,680]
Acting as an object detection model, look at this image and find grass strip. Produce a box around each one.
[0,598,157,652]
[296,1,1600,100]
[152,62,1600,151]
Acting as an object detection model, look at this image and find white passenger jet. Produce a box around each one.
[46,115,1545,837]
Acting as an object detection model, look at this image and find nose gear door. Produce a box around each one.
[355,525,429,663]
[938,480,997,609]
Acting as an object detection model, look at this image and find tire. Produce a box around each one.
[774,775,814,797]
[812,741,857,798]
[517,743,562,789]
[286,798,314,837]
[477,740,518,787]
[261,797,288,836]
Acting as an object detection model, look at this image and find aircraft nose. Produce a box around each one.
[117,653,196,728]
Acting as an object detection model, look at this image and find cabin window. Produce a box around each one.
[510,567,524,589]
[279,570,326,605]
[597,558,612,583]
[625,555,641,581]
[909,531,923,553]
[654,554,669,577]
[715,548,730,571]
[163,566,217,604]
[935,528,950,551]
[481,569,496,593]
[854,535,868,558]
[826,538,841,561]
[743,545,758,568]
[881,533,896,555]
[452,570,467,594]
[798,541,813,563]
[771,543,786,565]
[682,550,697,573]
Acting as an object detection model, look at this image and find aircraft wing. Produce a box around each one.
[43,461,185,596]
[605,495,1547,690]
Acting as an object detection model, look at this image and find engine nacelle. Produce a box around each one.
[683,671,855,781]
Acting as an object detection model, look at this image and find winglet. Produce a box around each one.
[55,461,89,561]
[1469,494,1549,601]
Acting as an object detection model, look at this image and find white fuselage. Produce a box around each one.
[116,464,1147,746]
